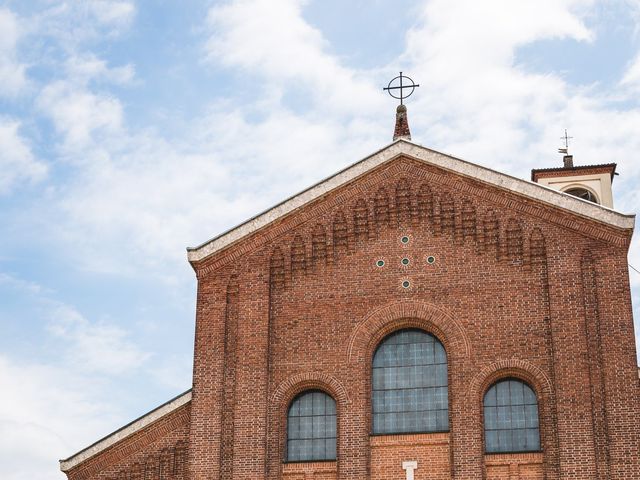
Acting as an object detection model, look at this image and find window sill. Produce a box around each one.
[282,459,337,465]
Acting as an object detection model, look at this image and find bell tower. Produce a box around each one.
[531,131,617,208]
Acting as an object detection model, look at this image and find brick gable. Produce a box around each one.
[62,143,639,480]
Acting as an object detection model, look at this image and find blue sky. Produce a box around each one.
[1,1,639,478]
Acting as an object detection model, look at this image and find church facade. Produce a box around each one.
[61,128,639,479]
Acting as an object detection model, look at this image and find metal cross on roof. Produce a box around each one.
[384,72,419,105]
[558,129,573,154]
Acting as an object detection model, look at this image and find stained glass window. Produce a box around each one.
[484,379,540,453]
[372,329,449,434]
[286,391,336,462]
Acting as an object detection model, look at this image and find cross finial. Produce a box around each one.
[384,72,419,141]
[558,129,573,154]
[384,72,420,106]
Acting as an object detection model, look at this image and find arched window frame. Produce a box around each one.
[286,390,337,462]
[371,328,449,435]
[483,378,541,454]
[561,184,600,204]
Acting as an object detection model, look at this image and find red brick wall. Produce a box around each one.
[64,155,640,480]
[66,403,190,480]
[370,433,450,479]
[282,461,337,479]
[189,157,639,479]
[485,452,544,479]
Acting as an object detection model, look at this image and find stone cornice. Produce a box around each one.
[60,390,191,472]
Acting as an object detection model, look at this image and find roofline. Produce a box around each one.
[59,389,192,472]
[531,163,617,181]
[186,140,403,257]
[187,139,635,264]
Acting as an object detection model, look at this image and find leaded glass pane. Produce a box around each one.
[525,405,539,428]
[287,391,337,461]
[496,381,510,405]
[486,430,499,451]
[325,438,336,459]
[498,429,511,449]
[512,405,526,428]
[313,392,325,415]
[485,405,497,429]
[436,409,449,430]
[372,329,449,434]
[288,417,299,437]
[510,380,524,404]
[484,379,540,453]
[526,428,541,450]
[299,393,313,415]
[523,384,537,403]
[513,428,527,451]
[288,441,300,461]
[326,395,336,415]
[484,386,497,406]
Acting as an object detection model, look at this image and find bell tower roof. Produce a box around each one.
[531,161,617,208]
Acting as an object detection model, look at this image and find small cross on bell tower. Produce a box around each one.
[558,129,574,167]
[531,129,617,208]
[384,72,420,141]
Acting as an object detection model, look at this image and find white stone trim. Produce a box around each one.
[60,390,192,472]
[403,460,418,480]
[187,139,634,263]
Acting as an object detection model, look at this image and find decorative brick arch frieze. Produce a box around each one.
[257,168,553,291]
[267,373,349,478]
[346,300,471,364]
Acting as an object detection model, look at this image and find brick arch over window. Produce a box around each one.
[271,372,351,407]
[469,359,553,402]
[267,373,349,476]
[346,301,471,364]
[468,359,560,476]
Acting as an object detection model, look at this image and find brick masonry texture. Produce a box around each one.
[67,404,190,480]
[63,155,640,479]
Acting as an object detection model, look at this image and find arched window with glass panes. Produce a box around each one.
[286,390,337,462]
[372,328,449,434]
[483,378,541,453]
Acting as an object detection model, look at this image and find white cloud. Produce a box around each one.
[0,355,118,480]
[399,0,595,171]
[35,53,134,152]
[31,0,135,50]
[88,0,136,28]
[0,273,169,479]
[199,0,640,358]
[36,0,640,285]
[65,54,135,85]
[621,52,640,89]
[0,8,27,97]
[0,118,47,194]
[38,81,123,151]
[149,353,193,391]
[0,272,46,295]
[2,2,640,480]
[47,303,150,376]
[205,0,384,115]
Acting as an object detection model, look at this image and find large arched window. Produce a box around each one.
[484,378,540,453]
[372,328,448,434]
[286,390,336,462]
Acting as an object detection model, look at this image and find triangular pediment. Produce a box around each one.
[187,139,634,264]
